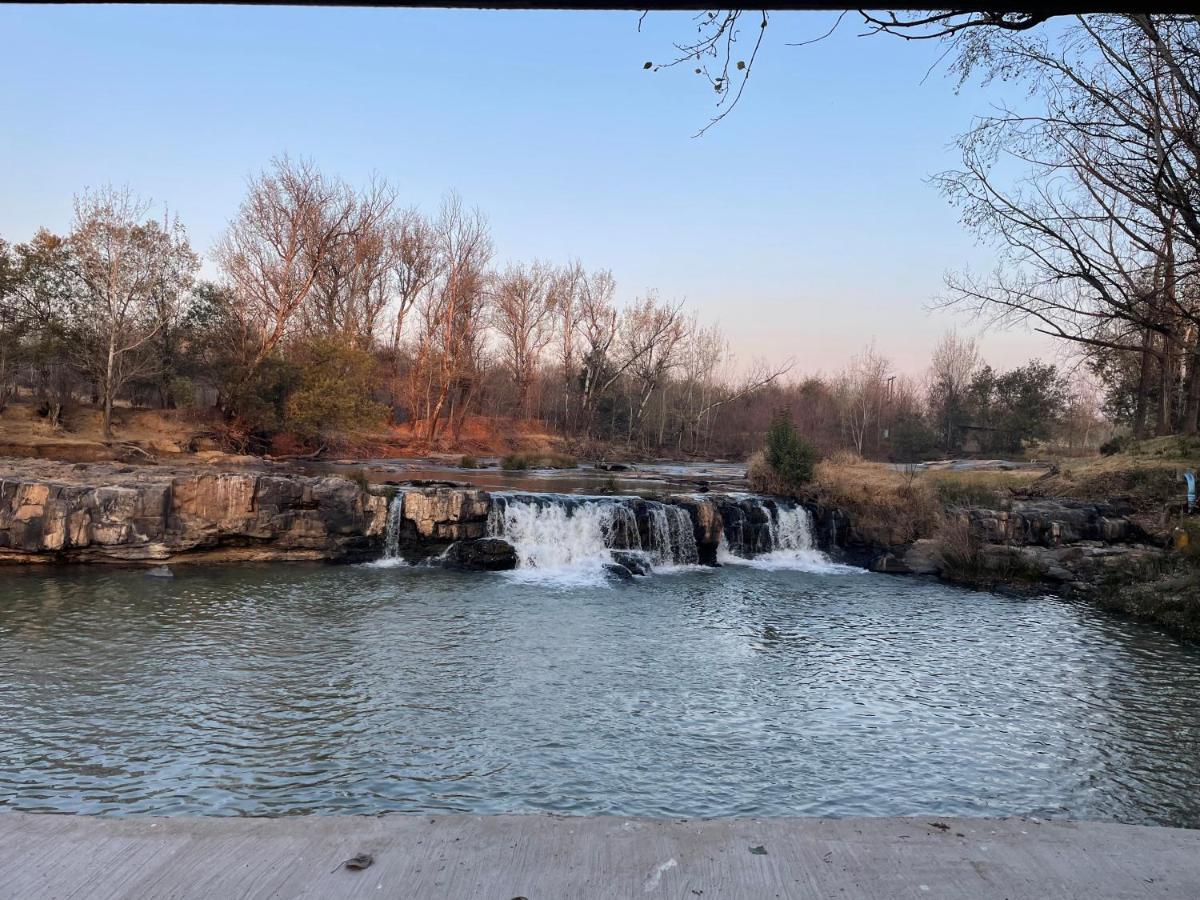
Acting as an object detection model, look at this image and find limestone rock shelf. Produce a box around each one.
[0,460,388,564]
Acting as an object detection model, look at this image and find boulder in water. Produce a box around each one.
[603,562,635,581]
[145,565,174,578]
[611,551,651,576]
[868,553,911,575]
[443,538,518,572]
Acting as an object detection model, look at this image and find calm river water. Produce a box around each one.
[2,562,1199,825]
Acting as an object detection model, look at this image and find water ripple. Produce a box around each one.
[2,564,1200,824]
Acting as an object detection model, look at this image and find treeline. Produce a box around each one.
[0,168,1102,462]
[0,160,789,453]
[708,333,1100,462]
[935,14,1200,437]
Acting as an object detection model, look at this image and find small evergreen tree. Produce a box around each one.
[764,409,819,491]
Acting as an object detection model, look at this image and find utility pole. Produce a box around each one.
[882,374,896,440]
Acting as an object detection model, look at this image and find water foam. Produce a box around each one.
[486,494,703,583]
[718,502,865,574]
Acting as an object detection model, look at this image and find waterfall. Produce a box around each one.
[646,503,673,565]
[770,504,814,553]
[486,494,701,580]
[717,499,855,573]
[372,488,858,577]
[667,505,699,566]
[383,494,404,558]
[366,493,410,568]
[488,496,623,573]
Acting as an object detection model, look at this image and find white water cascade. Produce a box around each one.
[383,495,404,558]
[366,494,410,568]
[667,505,699,566]
[485,494,701,581]
[718,500,855,573]
[372,489,860,578]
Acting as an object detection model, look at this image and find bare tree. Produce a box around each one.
[926,331,980,450]
[575,267,620,423]
[837,342,891,456]
[0,231,75,422]
[933,16,1200,436]
[622,295,687,437]
[551,261,583,431]
[68,187,197,437]
[411,193,493,443]
[387,207,443,353]
[492,260,556,418]
[303,177,397,345]
[215,157,361,381]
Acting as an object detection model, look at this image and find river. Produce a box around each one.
[3,554,1199,825]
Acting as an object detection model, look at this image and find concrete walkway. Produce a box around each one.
[1,812,1198,899]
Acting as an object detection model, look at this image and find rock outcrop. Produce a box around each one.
[0,460,388,564]
[960,499,1145,547]
[383,486,492,561]
[865,498,1164,595]
[443,537,518,571]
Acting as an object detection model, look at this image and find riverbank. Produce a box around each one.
[2,453,1196,637]
[2,812,1197,899]
[800,452,1199,639]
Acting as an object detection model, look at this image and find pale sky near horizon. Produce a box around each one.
[0,5,1060,378]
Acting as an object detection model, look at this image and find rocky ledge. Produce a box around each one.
[868,498,1167,598]
[0,459,389,564]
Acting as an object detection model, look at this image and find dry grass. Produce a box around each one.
[500,451,578,470]
[369,416,572,458]
[1029,445,1197,513]
[924,469,1043,507]
[0,396,208,457]
[746,450,795,496]
[804,455,1048,547]
[806,454,944,546]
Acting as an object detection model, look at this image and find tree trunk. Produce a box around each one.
[1182,331,1200,436]
[103,335,116,439]
[1157,334,1174,436]
[1133,328,1154,439]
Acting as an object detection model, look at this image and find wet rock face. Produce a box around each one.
[400,488,490,541]
[710,497,774,557]
[971,542,1165,592]
[443,538,517,571]
[383,487,493,561]
[665,497,722,565]
[611,550,652,576]
[603,562,635,581]
[0,462,389,564]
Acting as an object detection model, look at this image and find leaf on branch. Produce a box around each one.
[737,60,746,70]
[643,61,653,69]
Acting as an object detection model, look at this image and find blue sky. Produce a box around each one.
[0,5,1055,375]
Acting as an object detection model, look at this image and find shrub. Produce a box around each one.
[889,416,939,463]
[758,410,819,494]
[501,452,577,470]
[1099,435,1130,456]
[460,455,479,469]
[167,376,197,410]
[934,516,1040,586]
[283,338,387,444]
